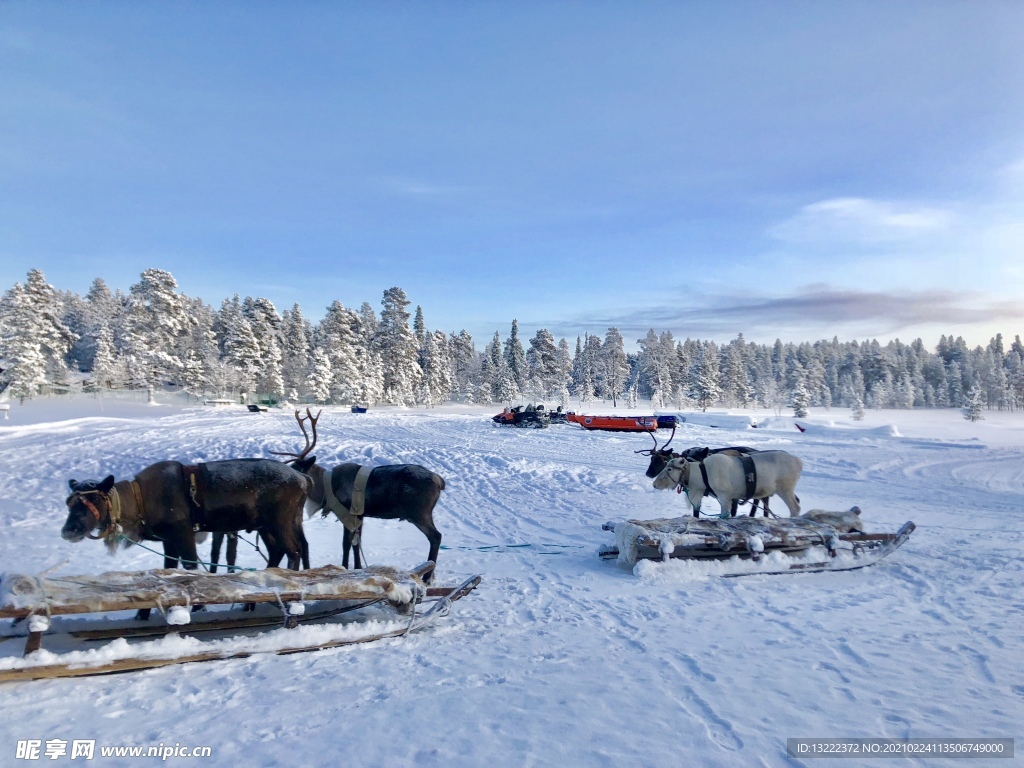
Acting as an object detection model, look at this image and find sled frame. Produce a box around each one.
[0,564,481,682]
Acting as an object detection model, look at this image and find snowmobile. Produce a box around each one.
[492,404,550,428]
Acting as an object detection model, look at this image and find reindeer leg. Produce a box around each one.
[210,532,223,574]
[352,528,363,570]
[341,527,352,569]
[281,525,303,571]
[175,534,207,612]
[718,498,732,520]
[777,489,800,517]
[299,528,310,570]
[762,498,771,518]
[137,541,182,621]
[227,533,238,573]
[730,500,739,518]
[263,533,285,568]
[749,499,759,518]
[412,519,442,585]
[246,534,286,611]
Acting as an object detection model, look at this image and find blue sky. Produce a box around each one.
[2,2,1023,349]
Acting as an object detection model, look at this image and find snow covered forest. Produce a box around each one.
[2,267,1022,414]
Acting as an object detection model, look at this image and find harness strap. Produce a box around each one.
[180,464,207,531]
[351,465,372,517]
[131,480,145,522]
[108,486,122,529]
[739,454,757,501]
[78,493,107,540]
[698,461,717,499]
[323,466,373,535]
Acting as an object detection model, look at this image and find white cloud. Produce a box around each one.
[769,197,955,244]
[557,285,1024,346]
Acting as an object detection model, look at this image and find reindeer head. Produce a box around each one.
[635,424,678,478]
[63,476,116,542]
[652,456,690,491]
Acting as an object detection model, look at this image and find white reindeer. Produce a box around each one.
[653,450,803,519]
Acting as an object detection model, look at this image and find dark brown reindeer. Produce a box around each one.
[63,456,315,618]
[635,427,772,517]
[276,409,445,583]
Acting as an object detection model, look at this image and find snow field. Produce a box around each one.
[0,401,1022,767]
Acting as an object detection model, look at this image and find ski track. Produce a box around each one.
[0,405,1022,767]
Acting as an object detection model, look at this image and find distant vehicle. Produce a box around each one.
[570,414,658,432]
[545,405,568,424]
[492,404,550,428]
[351,406,368,414]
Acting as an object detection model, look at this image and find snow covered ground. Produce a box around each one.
[0,397,1021,767]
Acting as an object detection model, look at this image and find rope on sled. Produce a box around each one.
[119,534,260,572]
[440,542,587,556]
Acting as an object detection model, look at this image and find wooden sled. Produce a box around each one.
[599,513,915,576]
[0,562,480,682]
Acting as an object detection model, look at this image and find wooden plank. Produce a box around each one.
[1,564,429,620]
[65,577,467,641]
[634,544,816,561]
[69,599,385,641]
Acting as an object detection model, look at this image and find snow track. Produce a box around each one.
[1,403,1022,766]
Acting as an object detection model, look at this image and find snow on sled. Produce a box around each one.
[0,562,480,682]
[599,509,915,577]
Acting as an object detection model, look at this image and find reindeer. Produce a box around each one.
[652,449,803,519]
[636,427,772,516]
[63,456,314,618]
[276,409,445,582]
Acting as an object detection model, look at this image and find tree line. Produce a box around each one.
[1,268,1022,415]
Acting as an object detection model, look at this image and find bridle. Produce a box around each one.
[66,488,121,540]
[661,461,689,494]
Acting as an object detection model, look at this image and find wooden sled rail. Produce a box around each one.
[601,521,916,571]
[2,562,437,662]
[0,571,481,683]
[630,524,915,554]
[0,563,435,621]
[68,575,478,643]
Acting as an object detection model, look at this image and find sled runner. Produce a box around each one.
[599,512,914,576]
[0,563,480,682]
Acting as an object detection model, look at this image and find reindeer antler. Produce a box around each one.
[634,423,678,455]
[662,424,676,451]
[634,429,661,455]
[271,408,322,463]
